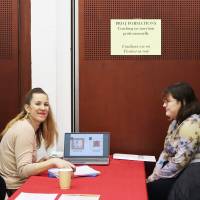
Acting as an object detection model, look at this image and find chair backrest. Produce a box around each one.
[0,176,6,200]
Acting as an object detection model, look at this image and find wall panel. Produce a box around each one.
[79,0,200,157]
[0,0,19,130]
[0,0,31,132]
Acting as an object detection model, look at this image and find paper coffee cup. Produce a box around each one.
[59,168,73,189]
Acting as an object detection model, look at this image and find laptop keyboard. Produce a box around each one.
[65,157,109,165]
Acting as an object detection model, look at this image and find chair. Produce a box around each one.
[0,176,6,200]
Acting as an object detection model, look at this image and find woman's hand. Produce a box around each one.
[49,158,76,171]
[147,169,161,183]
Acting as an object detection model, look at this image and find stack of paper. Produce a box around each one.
[58,194,100,200]
[113,153,156,162]
[48,165,100,178]
[48,168,59,178]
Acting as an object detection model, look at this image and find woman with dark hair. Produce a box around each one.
[147,82,200,200]
[0,88,75,196]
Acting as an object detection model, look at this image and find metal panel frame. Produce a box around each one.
[71,0,79,131]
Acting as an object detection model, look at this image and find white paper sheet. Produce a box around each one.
[58,194,100,200]
[15,192,57,200]
[113,153,156,162]
[74,165,100,177]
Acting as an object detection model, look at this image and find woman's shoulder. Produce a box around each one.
[11,119,35,135]
[184,114,200,124]
[178,114,200,138]
[1,120,35,143]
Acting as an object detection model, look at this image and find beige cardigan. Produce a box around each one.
[0,119,38,189]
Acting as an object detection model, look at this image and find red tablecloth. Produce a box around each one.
[9,158,148,200]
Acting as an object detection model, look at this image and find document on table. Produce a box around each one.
[15,192,57,200]
[58,194,100,200]
[48,165,100,178]
[113,153,156,162]
[74,165,100,177]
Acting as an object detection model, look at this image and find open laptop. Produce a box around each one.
[64,132,110,165]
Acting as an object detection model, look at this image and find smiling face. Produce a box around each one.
[163,94,182,121]
[25,93,49,128]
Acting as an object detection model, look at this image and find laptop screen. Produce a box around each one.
[64,132,110,158]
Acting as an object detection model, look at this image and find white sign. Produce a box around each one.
[111,19,161,55]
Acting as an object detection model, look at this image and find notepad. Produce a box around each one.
[58,194,100,200]
[48,165,100,178]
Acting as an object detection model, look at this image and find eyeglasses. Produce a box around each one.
[163,99,177,105]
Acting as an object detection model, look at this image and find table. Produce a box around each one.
[9,158,148,200]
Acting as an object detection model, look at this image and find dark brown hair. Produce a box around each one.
[163,82,200,124]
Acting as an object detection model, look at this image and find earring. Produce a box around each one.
[24,112,30,119]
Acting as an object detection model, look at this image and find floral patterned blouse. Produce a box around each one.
[148,114,200,182]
